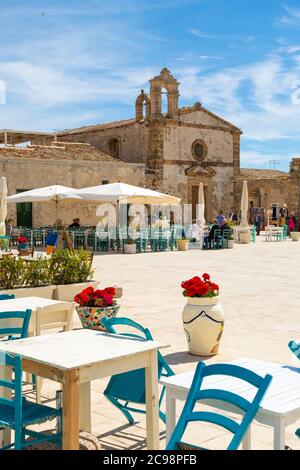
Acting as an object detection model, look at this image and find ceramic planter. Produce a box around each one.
[76,304,120,331]
[177,239,189,251]
[52,281,99,302]
[124,243,136,254]
[228,239,234,249]
[239,231,251,244]
[2,285,55,299]
[182,296,225,356]
[291,231,300,242]
[18,243,29,250]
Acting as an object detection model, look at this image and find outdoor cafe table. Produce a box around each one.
[160,358,300,450]
[0,329,167,450]
[0,297,73,336]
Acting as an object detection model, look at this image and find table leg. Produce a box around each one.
[242,426,251,450]
[166,388,176,445]
[0,365,12,448]
[145,349,159,450]
[79,382,91,433]
[62,369,80,450]
[274,416,285,450]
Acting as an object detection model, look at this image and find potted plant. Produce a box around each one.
[75,286,120,331]
[51,249,98,301]
[291,231,300,241]
[228,228,234,249]
[17,236,29,250]
[181,273,225,356]
[177,229,189,251]
[124,238,137,254]
[0,257,54,298]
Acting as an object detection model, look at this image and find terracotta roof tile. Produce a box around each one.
[0,142,119,162]
[238,168,289,180]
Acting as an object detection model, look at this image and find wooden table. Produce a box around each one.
[161,358,300,450]
[0,297,73,336]
[0,329,167,450]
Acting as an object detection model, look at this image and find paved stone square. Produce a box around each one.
[37,236,300,450]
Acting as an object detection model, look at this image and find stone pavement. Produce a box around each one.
[33,236,300,450]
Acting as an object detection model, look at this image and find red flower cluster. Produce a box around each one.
[181,274,219,298]
[74,286,116,308]
[17,236,28,244]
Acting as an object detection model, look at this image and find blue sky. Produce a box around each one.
[0,0,300,170]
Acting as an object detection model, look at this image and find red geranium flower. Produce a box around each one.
[181,273,219,298]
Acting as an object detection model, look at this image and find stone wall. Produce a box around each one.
[59,123,151,165]
[1,158,145,226]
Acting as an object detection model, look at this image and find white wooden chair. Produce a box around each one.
[34,302,74,403]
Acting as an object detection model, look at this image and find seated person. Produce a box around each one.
[69,218,81,229]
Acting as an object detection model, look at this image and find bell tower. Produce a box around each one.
[149,68,180,119]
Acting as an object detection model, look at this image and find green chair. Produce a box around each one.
[251,226,256,243]
[211,229,222,249]
[101,317,175,424]
[222,229,231,249]
[0,353,62,450]
[167,361,272,451]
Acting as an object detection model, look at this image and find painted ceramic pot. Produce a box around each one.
[18,243,29,250]
[76,304,120,332]
[182,296,225,356]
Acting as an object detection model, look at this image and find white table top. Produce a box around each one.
[160,358,300,416]
[0,296,69,312]
[0,329,168,371]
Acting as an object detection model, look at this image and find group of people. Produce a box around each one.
[54,218,81,230]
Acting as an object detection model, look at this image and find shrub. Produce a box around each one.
[50,249,94,285]
[0,257,27,290]
[24,258,51,288]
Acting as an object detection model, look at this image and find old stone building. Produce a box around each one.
[58,68,242,221]
[1,68,299,227]
[0,141,144,227]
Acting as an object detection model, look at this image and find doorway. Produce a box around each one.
[16,189,32,227]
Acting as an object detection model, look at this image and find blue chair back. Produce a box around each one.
[167,361,272,451]
[0,294,15,301]
[0,352,23,448]
[101,317,174,416]
[289,340,300,360]
[0,310,31,341]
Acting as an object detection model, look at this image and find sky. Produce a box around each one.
[0,0,300,170]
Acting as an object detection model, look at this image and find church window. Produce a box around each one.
[192,140,207,161]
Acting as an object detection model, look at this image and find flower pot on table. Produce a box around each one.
[182,296,225,356]
[76,304,120,331]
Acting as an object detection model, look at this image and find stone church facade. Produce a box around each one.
[1,67,299,227]
[59,68,243,221]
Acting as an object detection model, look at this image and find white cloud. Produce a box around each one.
[240,151,287,167]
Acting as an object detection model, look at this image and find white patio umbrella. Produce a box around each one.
[0,176,7,236]
[240,180,249,227]
[197,182,206,227]
[7,185,81,223]
[68,182,181,206]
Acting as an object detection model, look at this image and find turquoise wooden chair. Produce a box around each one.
[166,361,272,451]
[278,225,288,241]
[0,294,15,301]
[251,226,256,243]
[211,229,222,249]
[101,317,175,424]
[0,352,62,450]
[288,340,300,439]
[221,229,231,249]
[0,310,32,341]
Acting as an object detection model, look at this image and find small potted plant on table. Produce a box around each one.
[17,236,29,250]
[181,273,225,356]
[75,286,120,331]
